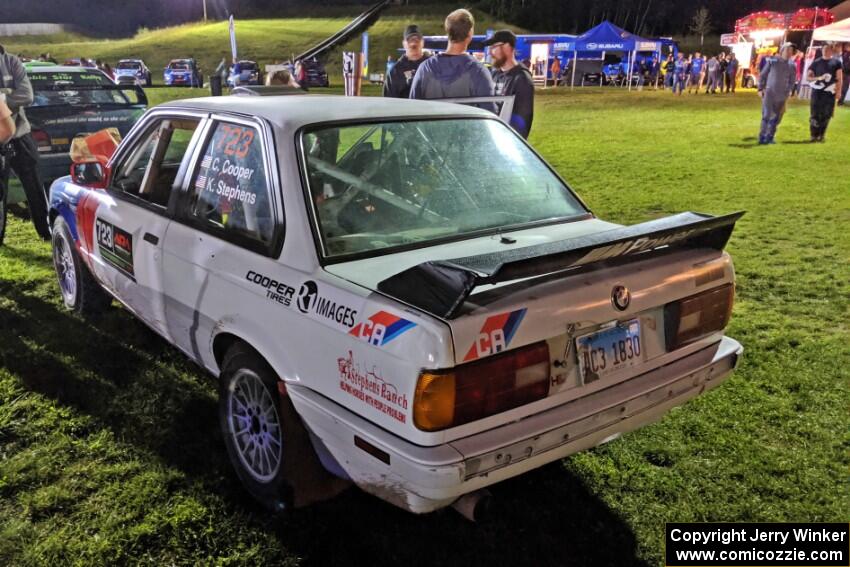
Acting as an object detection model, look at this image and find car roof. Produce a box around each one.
[158,94,495,133]
[119,59,144,63]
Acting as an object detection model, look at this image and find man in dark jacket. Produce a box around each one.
[838,43,850,106]
[0,44,50,240]
[383,25,431,99]
[484,30,534,138]
[807,43,843,142]
[409,9,494,102]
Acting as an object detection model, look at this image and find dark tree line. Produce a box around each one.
[0,0,838,37]
[479,0,835,37]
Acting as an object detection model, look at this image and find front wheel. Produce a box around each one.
[219,344,291,511]
[51,215,111,315]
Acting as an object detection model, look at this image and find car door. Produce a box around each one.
[93,112,206,337]
[161,115,285,367]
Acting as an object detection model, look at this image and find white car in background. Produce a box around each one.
[47,95,743,517]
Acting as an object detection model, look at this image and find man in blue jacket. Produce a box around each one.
[757,43,797,145]
[409,9,494,103]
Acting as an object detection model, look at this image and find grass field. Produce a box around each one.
[1,5,524,83]
[1,86,848,566]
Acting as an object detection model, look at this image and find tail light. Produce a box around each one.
[664,284,734,351]
[31,129,51,153]
[414,341,550,432]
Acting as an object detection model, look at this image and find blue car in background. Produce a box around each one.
[115,59,152,86]
[163,58,203,87]
[227,60,262,87]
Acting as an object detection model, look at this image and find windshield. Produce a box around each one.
[117,61,141,70]
[168,62,189,70]
[29,71,133,107]
[302,118,586,259]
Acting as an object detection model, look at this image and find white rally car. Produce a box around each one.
[48,95,743,517]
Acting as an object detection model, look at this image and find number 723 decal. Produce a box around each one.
[95,218,135,280]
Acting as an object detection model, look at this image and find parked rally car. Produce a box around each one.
[115,59,152,86]
[24,65,147,190]
[47,95,743,516]
[163,58,203,87]
[227,60,263,87]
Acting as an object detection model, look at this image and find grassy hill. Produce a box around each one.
[1,5,525,83]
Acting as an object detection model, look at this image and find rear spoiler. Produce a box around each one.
[377,211,745,319]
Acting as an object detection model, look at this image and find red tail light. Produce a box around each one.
[31,129,52,152]
[414,341,551,431]
[664,284,735,351]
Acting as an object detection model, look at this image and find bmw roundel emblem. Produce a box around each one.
[611,285,631,311]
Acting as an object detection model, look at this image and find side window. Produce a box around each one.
[113,118,200,208]
[186,122,275,245]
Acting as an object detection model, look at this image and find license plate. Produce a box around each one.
[576,319,643,384]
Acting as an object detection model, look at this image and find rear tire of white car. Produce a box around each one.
[219,343,292,512]
[51,215,111,316]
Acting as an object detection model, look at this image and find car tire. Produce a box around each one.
[51,215,111,316]
[219,343,293,512]
[145,75,152,87]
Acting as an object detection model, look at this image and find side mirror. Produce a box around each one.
[71,160,108,188]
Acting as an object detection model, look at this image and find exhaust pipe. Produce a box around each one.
[451,489,493,522]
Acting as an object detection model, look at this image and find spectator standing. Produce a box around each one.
[0,45,50,240]
[839,43,850,106]
[484,30,534,138]
[705,54,720,93]
[673,52,687,95]
[725,52,738,93]
[688,51,705,93]
[757,43,797,145]
[807,44,843,142]
[664,54,675,90]
[383,25,431,99]
[550,56,561,86]
[718,53,728,91]
[409,9,494,102]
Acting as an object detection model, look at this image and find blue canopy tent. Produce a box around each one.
[567,21,662,90]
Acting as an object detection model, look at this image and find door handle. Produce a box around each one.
[143,232,159,245]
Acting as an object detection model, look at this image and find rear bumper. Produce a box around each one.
[289,336,742,514]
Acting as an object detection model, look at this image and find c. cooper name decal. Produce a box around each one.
[338,351,407,423]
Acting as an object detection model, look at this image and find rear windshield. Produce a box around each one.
[29,71,134,108]
[117,61,141,69]
[302,118,587,259]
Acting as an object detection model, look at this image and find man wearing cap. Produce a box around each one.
[484,29,535,139]
[383,25,431,99]
[409,9,494,102]
[757,43,797,145]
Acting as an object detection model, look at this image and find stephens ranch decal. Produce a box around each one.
[337,351,407,423]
